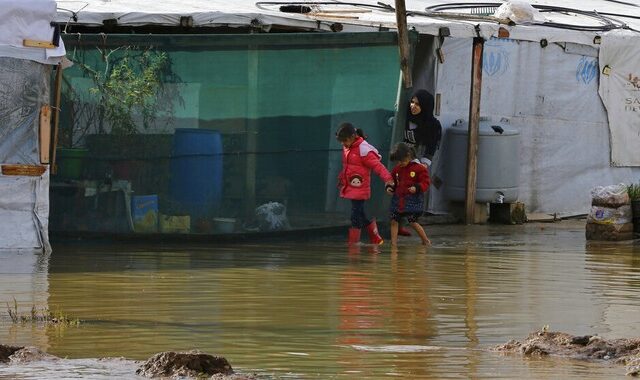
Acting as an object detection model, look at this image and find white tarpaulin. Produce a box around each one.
[598,30,640,167]
[432,37,640,215]
[0,57,52,253]
[54,0,640,44]
[0,0,65,64]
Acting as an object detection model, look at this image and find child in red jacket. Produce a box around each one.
[387,142,431,246]
[336,122,394,245]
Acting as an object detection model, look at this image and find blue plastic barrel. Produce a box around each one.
[169,129,223,219]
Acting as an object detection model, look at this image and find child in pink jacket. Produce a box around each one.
[336,122,393,245]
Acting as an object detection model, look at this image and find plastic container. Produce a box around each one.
[131,195,158,233]
[56,148,88,179]
[213,217,236,233]
[443,122,520,203]
[169,129,223,219]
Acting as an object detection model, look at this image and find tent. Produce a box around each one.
[0,0,66,252]
[52,0,640,221]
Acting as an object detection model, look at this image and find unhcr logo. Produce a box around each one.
[576,57,598,85]
[483,47,510,77]
[626,73,640,90]
[626,73,640,113]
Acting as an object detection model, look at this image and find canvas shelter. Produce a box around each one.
[0,0,66,252]
[49,0,640,236]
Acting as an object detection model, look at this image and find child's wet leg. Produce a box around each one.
[410,222,431,245]
[390,219,399,246]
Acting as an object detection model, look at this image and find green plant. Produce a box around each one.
[6,298,80,326]
[71,46,181,136]
[627,183,640,201]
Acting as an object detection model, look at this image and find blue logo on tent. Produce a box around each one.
[483,48,510,77]
[576,57,598,84]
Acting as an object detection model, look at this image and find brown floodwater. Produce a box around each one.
[1,221,640,379]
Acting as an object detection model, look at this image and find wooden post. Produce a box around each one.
[394,0,412,88]
[465,37,484,224]
[39,105,51,164]
[51,63,63,174]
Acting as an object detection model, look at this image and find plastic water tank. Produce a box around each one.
[169,128,223,219]
[443,122,520,203]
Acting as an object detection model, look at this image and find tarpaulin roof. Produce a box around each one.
[54,0,640,44]
[0,0,66,64]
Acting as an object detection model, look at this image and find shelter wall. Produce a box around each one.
[429,37,640,216]
[54,33,400,234]
[0,57,51,252]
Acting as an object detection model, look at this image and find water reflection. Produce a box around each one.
[0,249,50,349]
[0,222,639,379]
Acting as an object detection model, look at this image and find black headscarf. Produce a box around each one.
[405,89,442,158]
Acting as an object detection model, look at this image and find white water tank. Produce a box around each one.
[443,122,520,203]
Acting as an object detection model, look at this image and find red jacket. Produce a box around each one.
[391,159,430,212]
[338,137,392,200]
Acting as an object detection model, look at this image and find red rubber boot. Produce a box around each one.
[365,219,384,245]
[398,226,412,236]
[348,228,361,245]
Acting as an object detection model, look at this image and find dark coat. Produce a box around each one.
[404,89,442,158]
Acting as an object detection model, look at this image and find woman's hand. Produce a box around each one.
[408,185,417,194]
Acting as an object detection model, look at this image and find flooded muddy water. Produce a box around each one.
[2,221,640,379]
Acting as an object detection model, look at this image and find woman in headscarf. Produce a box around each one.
[398,90,442,236]
[404,89,442,166]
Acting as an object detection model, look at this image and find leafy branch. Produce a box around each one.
[70,46,181,136]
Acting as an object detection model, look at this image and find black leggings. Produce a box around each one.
[351,200,371,229]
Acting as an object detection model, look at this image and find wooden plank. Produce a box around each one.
[51,64,63,174]
[465,38,484,224]
[23,39,56,49]
[394,0,412,88]
[39,105,51,164]
[62,32,399,49]
[1,164,47,177]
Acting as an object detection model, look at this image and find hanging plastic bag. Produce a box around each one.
[590,183,630,207]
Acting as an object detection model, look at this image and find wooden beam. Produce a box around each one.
[465,37,484,224]
[39,105,51,164]
[1,164,47,177]
[51,63,63,174]
[394,0,412,88]
[23,39,56,49]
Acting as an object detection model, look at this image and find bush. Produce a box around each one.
[627,183,640,202]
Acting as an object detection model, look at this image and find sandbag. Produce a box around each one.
[586,222,634,241]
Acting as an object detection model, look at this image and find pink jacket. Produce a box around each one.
[338,137,392,200]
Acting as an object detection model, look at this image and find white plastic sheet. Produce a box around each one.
[598,30,640,167]
[432,37,640,215]
[54,0,640,44]
[0,57,51,253]
[0,0,65,64]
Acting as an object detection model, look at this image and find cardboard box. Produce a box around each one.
[159,214,190,234]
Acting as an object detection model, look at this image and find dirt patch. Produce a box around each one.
[136,350,235,379]
[0,345,22,363]
[495,330,640,376]
[0,345,59,364]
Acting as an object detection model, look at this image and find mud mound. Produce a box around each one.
[9,347,59,364]
[0,345,22,363]
[495,330,640,376]
[136,350,234,379]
